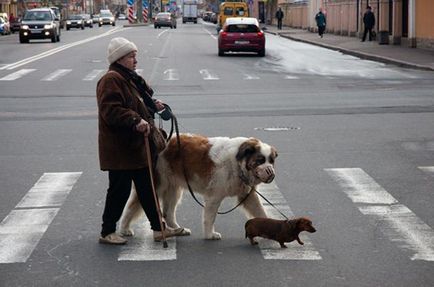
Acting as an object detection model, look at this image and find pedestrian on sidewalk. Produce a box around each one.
[361,6,375,42]
[275,7,284,30]
[315,8,326,38]
[96,37,179,245]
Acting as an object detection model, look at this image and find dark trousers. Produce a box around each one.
[101,168,162,237]
[362,27,373,41]
[277,19,282,30]
[318,25,326,37]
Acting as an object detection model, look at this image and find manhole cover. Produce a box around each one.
[254,126,300,131]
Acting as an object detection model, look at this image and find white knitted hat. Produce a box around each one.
[107,37,138,64]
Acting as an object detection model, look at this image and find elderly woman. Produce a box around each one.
[96,37,177,245]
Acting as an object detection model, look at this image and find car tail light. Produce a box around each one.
[220,31,228,37]
[257,31,264,37]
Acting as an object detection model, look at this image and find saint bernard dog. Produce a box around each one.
[119,133,278,240]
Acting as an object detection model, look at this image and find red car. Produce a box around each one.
[218,17,265,57]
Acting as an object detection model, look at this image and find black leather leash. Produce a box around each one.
[253,188,289,220]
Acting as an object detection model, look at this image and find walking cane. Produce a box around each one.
[144,134,168,248]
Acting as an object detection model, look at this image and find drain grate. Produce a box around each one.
[254,126,300,131]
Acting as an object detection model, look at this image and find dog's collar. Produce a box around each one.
[239,170,251,186]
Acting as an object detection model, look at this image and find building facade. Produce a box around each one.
[264,0,434,50]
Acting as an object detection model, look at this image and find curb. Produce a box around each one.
[265,30,434,72]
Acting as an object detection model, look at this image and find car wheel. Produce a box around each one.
[112,23,115,26]
[67,27,70,30]
[258,49,265,57]
[81,25,84,30]
[19,37,28,43]
[51,34,56,43]
[154,25,157,29]
[218,49,224,57]
[99,23,102,27]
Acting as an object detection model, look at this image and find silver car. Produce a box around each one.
[19,8,61,43]
[99,11,115,26]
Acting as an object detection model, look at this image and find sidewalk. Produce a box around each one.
[264,25,434,72]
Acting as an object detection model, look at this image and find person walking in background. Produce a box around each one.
[315,8,326,38]
[362,6,375,42]
[275,7,284,30]
[9,13,15,23]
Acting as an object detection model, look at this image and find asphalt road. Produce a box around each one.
[1,19,434,287]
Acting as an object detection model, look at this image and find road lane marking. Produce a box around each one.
[83,69,105,81]
[157,29,169,39]
[325,168,397,204]
[149,31,172,83]
[0,27,124,71]
[118,219,176,261]
[0,209,60,264]
[325,168,434,261]
[199,69,219,80]
[243,73,260,80]
[16,172,82,208]
[418,166,434,174]
[41,69,72,81]
[284,75,299,79]
[203,26,217,40]
[163,69,179,80]
[0,69,36,81]
[256,182,322,260]
[0,172,82,264]
[135,69,144,77]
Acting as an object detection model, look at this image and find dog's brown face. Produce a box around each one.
[297,217,316,233]
[236,138,278,184]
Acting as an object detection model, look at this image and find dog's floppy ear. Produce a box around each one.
[236,139,258,161]
[271,146,278,158]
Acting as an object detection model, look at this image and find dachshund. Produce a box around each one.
[245,217,316,248]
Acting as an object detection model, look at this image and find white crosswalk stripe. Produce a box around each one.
[118,219,177,261]
[243,73,260,80]
[135,69,144,77]
[83,69,105,81]
[285,75,299,79]
[0,68,306,82]
[0,172,82,264]
[0,69,36,81]
[199,69,219,80]
[163,69,179,81]
[41,69,72,81]
[418,166,434,174]
[325,168,434,261]
[1,167,433,263]
[256,182,322,260]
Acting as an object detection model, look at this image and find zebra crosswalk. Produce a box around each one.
[325,168,434,261]
[0,68,300,82]
[0,167,433,263]
[0,172,82,263]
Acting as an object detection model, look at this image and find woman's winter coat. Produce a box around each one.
[96,64,157,170]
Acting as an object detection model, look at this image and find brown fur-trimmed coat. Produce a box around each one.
[96,64,156,170]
